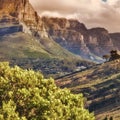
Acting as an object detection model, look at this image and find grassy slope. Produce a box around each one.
[0,21,95,78]
[39,37,81,60]
[56,59,120,120]
[0,32,52,59]
[0,26,82,61]
[0,13,80,59]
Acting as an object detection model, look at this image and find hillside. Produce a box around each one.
[56,59,120,120]
[0,0,81,60]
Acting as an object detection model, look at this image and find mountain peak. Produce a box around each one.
[0,0,38,23]
[0,0,23,16]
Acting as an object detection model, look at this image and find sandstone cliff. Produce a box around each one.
[0,0,37,21]
[42,17,119,61]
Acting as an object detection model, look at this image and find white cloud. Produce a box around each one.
[29,0,120,32]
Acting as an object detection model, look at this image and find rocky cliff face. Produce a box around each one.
[0,0,37,21]
[42,17,90,59]
[88,28,115,56]
[42,17,119,61]
[0,0,120,62]
[0,0,44,35]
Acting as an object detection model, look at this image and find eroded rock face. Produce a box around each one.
[48,18,120,61]
[41,17,91,59]
[0,0,47,37]
[88,28,115,56]
[0,0,42,30]
[42,17,118,61]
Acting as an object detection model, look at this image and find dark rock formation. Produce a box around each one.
[0,26,23,36]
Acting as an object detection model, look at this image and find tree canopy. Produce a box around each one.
[103,50,120,62]
[0,62,95,120]
[109,50,120,61]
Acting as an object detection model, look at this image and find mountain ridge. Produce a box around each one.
[43,17,120,61]
[0,0,120,62]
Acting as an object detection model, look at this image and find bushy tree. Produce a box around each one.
[109,116,113,120]
[0,62,95,120]
[109,50,120,61]
[103,50,120,62]
[103,116,108,120]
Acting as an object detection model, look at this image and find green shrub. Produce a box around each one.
[0,62,95,120]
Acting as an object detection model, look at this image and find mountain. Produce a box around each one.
[56,59,120,120]
[0,0,94,78]
[1,0,120,63]
[42,17,120,62]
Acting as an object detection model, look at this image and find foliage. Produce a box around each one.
[103,50,120,62]
[8,58,92,78]
[0,62,95,120]
[103,116,108,120]
[109,50,120,61]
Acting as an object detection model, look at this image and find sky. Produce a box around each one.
[29,0,120,33]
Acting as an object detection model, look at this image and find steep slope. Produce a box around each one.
[56,59,120,120]
[0,15,81,59]
[0,0,37,22]
[88,28,115,56]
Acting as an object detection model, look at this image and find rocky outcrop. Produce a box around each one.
[0,15,23,35]
[0,0,37,21]
[0,0,49,38]
[0,25,23,36]
[88,28,115,56]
